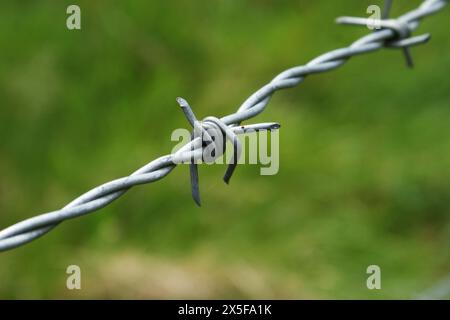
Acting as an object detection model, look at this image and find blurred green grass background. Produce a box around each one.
[0,0,449,299]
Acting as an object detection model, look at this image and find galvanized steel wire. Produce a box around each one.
[0,0,447,252]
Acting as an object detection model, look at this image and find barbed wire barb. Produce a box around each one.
[336,0,430,67]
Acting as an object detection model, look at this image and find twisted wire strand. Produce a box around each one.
[0,0,447,252]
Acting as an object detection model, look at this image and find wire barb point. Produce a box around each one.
[176,97,189,108]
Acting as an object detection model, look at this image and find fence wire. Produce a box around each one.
[0,0,447,252]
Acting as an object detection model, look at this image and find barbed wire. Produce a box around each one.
[0,0,447,252]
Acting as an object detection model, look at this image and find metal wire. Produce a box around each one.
[0,0,447,252]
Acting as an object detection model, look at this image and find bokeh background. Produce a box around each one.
[0,0,449,299]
